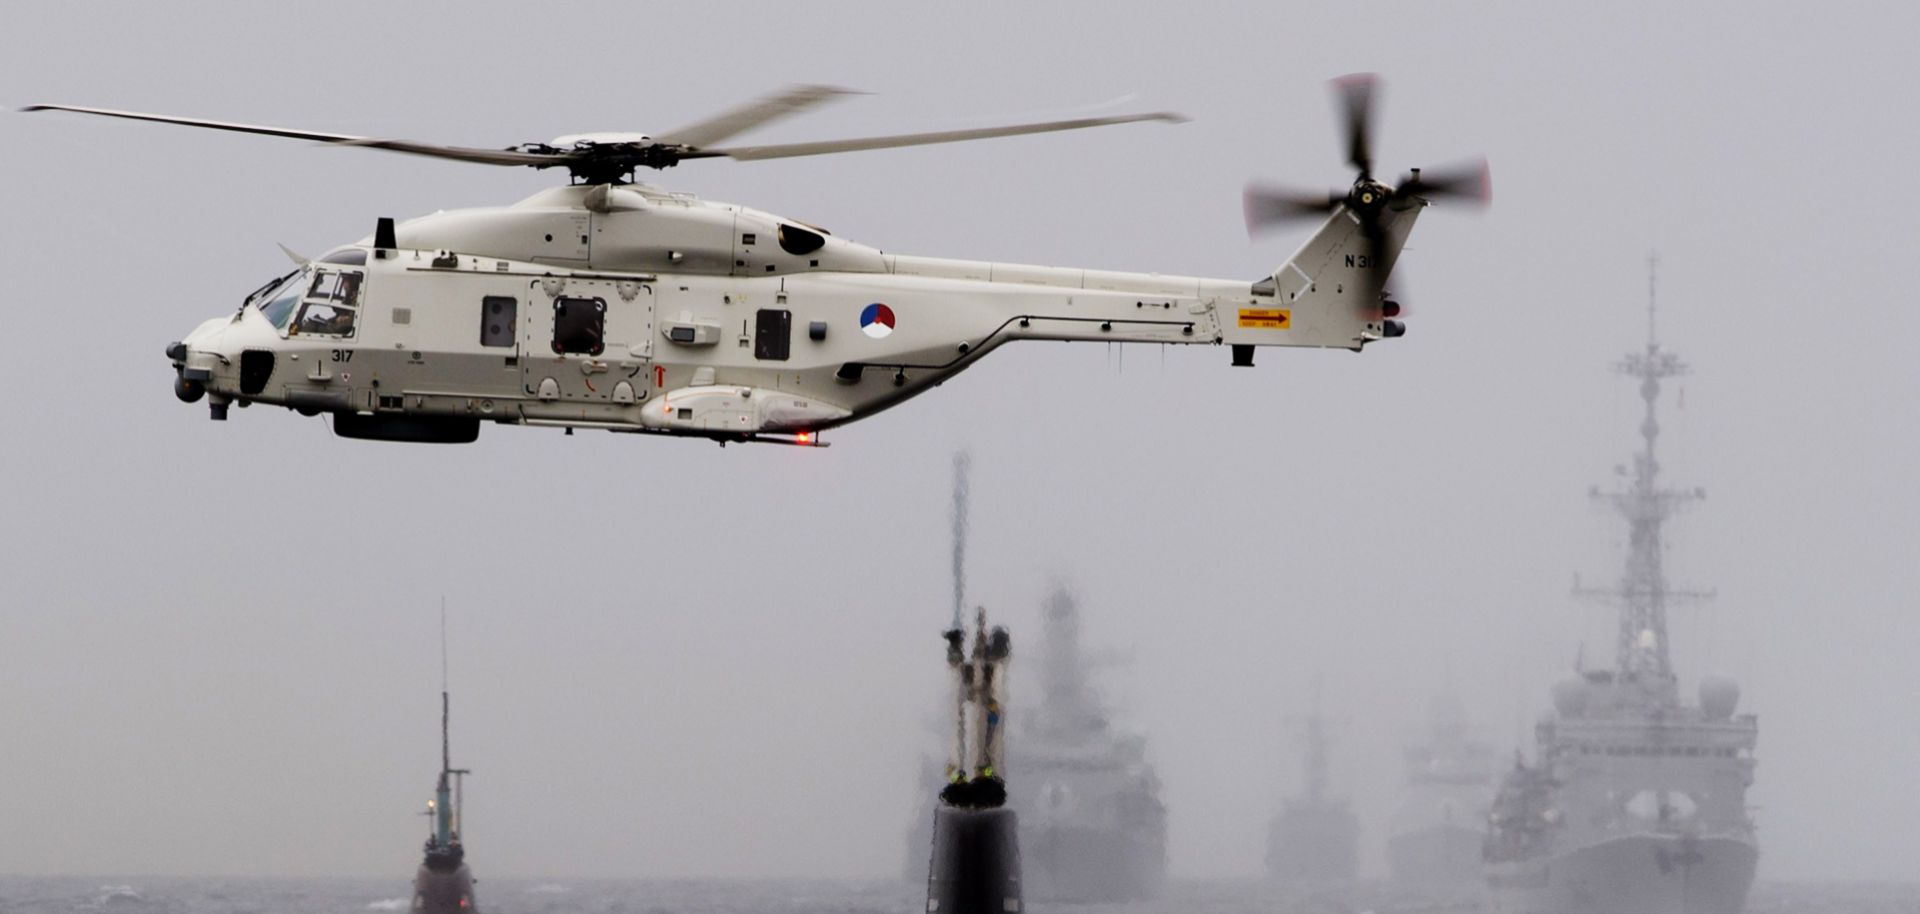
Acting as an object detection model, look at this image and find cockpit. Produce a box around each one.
[244,248,367,339]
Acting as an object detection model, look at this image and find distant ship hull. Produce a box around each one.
[1389,823,1485,890]
[1487,833,1756,914]
[1266,803,1359,884]
[1021,822,1164,903]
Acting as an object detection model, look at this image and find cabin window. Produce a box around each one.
[551,296,606,355]
[480,296,517,348]
[754,309,791,361]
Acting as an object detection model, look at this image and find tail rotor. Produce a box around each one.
[1242,74,1490,337]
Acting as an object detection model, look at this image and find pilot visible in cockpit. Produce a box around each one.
[295,303,356,336]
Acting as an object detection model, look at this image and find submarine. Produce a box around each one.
[412,686,476,913]
[924,608,1022,914]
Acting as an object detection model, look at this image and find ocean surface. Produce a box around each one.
[0,878,1912,914]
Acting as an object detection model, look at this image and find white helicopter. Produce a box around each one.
[28,78,1485,445]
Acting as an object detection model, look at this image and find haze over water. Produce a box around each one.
[1,0,1917,902]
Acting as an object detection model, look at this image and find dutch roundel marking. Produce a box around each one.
[860,302,897,339]
[1237,307,1291,330]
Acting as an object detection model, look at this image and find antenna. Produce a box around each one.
[440,597,450,693]
[1647,251,1659,348]
[950,451,971,631]
[436,597,471,843]
[441,596,450,774]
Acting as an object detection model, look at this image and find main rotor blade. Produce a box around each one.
[705,111,1186,161]
[1397,158,1492,204]
[21,104,560,167]
[1243,184,1342,237]
[1333,73,1378,178]
[337,138,560,167]
[653,84,860,149]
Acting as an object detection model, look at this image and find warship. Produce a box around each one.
[1484,269,1758,914]
[1265,684,1358,886]
[1387,692,1496,895]
[1007,586,1166,903]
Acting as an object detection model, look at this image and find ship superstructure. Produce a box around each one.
[1007,586,1166,903]
[1485,267,1758,914]
[1266,682,1358,886]
[1388,692,1495,893]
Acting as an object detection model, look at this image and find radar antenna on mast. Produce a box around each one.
[1573,255,1715,684]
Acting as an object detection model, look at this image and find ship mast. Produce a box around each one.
[1579,256,1712,685]
[1303,677,1329,803]
[1038,587,1098,739]
[433,599,471,849]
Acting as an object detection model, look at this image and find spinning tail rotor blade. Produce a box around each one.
[706,111,1186,161]
[22,103,563,168]
[1242,184,1343,237]
[1396,158,1492,205]
[652,84,861,149]
[1334,73,1379,179]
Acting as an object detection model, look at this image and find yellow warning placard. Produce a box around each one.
[1237,308,1292,329]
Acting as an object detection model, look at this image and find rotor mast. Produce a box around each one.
[1578,255,1712,684]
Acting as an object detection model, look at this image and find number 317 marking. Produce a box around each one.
[330,349,354,362]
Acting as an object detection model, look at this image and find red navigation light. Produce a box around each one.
[796,432,813,444]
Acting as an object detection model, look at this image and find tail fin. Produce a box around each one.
[1230,201,1421,352]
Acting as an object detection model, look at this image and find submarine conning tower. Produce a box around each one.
[926,608,1021,914]
[413,687,477,913]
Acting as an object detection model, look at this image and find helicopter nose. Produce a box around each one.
[170,339,210,404]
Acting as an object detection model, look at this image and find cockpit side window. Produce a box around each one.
[294,301,357,337]
[291,268,362,338]
[305,270,363,306]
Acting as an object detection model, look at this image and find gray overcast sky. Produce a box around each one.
[1,0,1916,884]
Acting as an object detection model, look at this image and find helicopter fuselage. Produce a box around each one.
[171,183,1417,444]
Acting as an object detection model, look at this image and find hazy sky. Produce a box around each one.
[2,0,1916,885]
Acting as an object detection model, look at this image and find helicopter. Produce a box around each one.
[27,78,1486,446]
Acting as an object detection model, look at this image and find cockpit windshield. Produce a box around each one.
[251,268,306,330]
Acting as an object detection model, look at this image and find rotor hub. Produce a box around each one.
[1348,179,1393,212]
